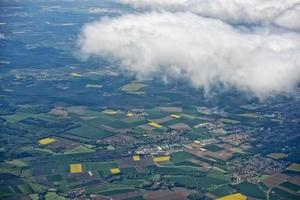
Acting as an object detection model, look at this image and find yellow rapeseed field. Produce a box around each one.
[216,193,247,200]
[70,164,83,173]
[38,138,56,145]
[110,168,120,174]
[153,156,171,162]
[148,122,162,128]
[132,155,140,161]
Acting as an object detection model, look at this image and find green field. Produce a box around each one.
[204,145,224,152]
[124,196,144,200]
[6,159,28,167]
[64,145,94,154]
[233,182,265,199]
[171,151,196,163]
[147,165,202,175]
[184,129,212,140]
[86,183,134,194]
[98,188,136,196]
[30,192,66,200]
[175,161,201,167]
[0,163,22,175]
[67,124,114,139]
[3,112,37,123]
[84,161,118,175]
[0,182,35,198]
[117,179,144,187]
[168,175,228,189]
[85,115,133,129]
[47,174,63,182]
[31,162,69,176]
[272,187,299,200]
[3,112,57,123]
[45,192,66,200]
[280,181,300,192]
[0,186,18,198]
[207,170,231,182]
[210,185,236,197]
[195,156,215,165]
[145,108,168,119]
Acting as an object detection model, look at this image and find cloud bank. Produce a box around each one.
[78,1,300,97]
[119,0,300,31]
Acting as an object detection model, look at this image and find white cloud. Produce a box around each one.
[119,0,300,31]
[119,0,187,10]
[78,12,300,97]
[274,4,300,31]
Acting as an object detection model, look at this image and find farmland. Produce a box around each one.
[216,193,246,200]
[0,0,299,199]
[287,163,300,172]
[70,164,82,173]
[267,153,288,160]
